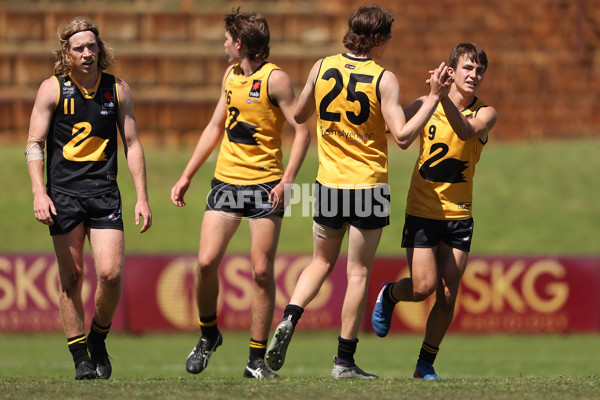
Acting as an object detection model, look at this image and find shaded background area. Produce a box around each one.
[1,0,599,145]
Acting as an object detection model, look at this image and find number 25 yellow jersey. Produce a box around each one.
[314,54,387,188]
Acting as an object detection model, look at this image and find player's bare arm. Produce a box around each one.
[441,96,498,141]
[293,59,322,124]
[386,63,451,149]
[170,66,232,207]
[117,78,152,233]
[267,69,310,209]
[27,76,59,225]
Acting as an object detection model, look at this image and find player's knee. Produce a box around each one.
[196,256,219,276]
[435,290,457,311]
[252,265,274,288]
[412,284,436,302]
[98,269,122,289]
[312,259,337,275]
[441,284,459,303]
[60,271,83,296]
[253,271,271,288]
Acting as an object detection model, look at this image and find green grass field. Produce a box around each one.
[1,139,599,255]
[0,332,599,399]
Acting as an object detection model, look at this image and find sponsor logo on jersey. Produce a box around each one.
[344,63,356,70]
[249,80,262,98]
[62,80,76,96]
[102,89,116,110]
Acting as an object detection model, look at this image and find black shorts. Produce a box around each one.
[401,214,474,252]
[48,187,123,236]
[313,181,390,230]
[205,178,285,218]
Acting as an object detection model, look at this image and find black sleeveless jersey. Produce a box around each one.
[47,72,120,196]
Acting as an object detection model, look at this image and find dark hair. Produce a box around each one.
[53,16,114,77]
[224,8,270,61]
[449,43,488,71]
[342,5,393,55]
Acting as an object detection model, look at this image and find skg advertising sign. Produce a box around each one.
[0,255,125,331]
[368,257,600,333]
[0,254,598,333]
[123,254,345,333]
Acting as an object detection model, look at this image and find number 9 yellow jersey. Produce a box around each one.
[405,98,488,220]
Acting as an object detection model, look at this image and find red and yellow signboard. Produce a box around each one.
[0,254,598,333]
[367,257,600,334]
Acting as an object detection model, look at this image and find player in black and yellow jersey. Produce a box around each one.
[266,5,452,379]
[25,17,152,380]
[372,43,498,379]
[170,8,310,379]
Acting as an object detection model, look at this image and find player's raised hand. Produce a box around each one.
[427,62,452,97]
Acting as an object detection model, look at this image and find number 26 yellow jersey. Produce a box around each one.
[214,62,285,184]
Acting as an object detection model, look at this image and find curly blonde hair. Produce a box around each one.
[53,16,115,77]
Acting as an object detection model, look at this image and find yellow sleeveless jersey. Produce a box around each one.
[214,62,285,184]
[314,54,387,188]
[406,97,488,220]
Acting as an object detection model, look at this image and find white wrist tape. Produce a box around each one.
[25,136,45,162]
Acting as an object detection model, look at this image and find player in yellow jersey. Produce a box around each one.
[266,5,452,379]
[170,8,310,379]
[372,43,498,379]
[25,17,152,380]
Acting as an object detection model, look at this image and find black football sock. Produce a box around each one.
[283,304,304,328]
[88,319,110,345]
[199,314,219,340]
[248,338,267,362]
[336,336,358,366]
[68,334,90,367]
[386,282,400,303]
[418,341,439,364]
